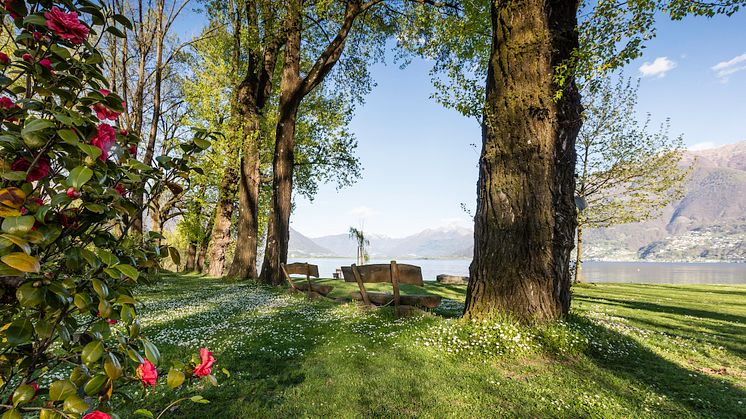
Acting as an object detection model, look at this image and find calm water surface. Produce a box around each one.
[289,258,746,284]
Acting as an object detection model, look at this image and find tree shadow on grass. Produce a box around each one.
[574,295,746,332]
[563,314,746,418]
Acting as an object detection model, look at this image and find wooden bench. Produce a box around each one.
[342,261,441,313]
[281,262,333,298]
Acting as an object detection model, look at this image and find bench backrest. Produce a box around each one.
[283,262,319,278]
[342,263,423,286]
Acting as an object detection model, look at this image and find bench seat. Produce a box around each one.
[350,291,441,309]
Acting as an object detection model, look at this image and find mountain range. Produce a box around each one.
[289,140,746,262]
[288,225,473,259]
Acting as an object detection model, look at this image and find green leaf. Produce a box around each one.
[1,234,31,254]
[21,118,55,135]
[49,380,76,401]
[91,278,109,298]
[22,15,46,26]
[168,246,181,265]
[78,143,102,159]
[167,368,185,389]
[2,216,35,235]
[134,410,154,418]
[67,166,93,189]
[1,252,40,272]
[16,282,43,307]
[106,26,126,38]
[62,395,88,414]
[58,129,79,145]
[5,318,33,345]
[141,339,160,365]
[114,264,138,280]
[81,340,104,365]
[96,249,119,266]
[83,374,108,396]
[12,384,35,406]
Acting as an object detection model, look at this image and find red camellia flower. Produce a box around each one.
[91,123,116,160]
[128,144,137,155]
[82,412,111,419]
[0,96,16,110]
[22,53,32,63]
[92,103,119,121]
[0,52,9,64]
[32,31,42,42]
[44,6,89,45]
[114,183,126,196]
[39,58,53,71]
[66,187,80,199]
[193,347,215,378]
[99,89,110,97]
[136,359,158,387]
[11,157,50,182]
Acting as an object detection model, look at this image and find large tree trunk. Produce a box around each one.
[463,0,582,322]
[259,0,302,286]
[207,166,239,277]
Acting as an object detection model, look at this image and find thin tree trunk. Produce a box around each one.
[196,240,208,273]
[463,0,582,322]
[184,242,197,272]
[574,225,583,284]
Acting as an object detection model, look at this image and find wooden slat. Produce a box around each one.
[283,262,320,277]
[351,264,372,306]
[350,292,442,309]
[341,263,423,285]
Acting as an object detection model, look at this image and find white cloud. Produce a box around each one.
[711,52,746,81]
[348,206,379,219]
[639,57,677,78]
[688,141,717,151]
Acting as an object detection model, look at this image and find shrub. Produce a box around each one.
[0,2,214,417]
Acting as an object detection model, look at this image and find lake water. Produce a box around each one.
[289,258,746,284]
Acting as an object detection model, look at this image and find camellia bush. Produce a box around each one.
[0,1,218,418]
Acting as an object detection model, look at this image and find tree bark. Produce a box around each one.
[196,239,208,273]
[574,225,583,283]
[184,242,197,272]
[463,0,582,322]
[206,166,239,277]
[259,0,303,285]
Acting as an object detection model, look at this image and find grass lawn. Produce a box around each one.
[128,274,746,418]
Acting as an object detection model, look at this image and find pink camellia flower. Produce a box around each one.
[136,359,158,387]
[91,123,116,160]
[92,103,119,121]
[66,187,80,199]
[11,156,50,182]
[82,412,111,419]
[99,89,110,97]
[22,53,32,63]
[38,58,52,70]
[44,6,89,45]
[0,52,9,64]
[0,96,16,110]
[107,318,117,325]
[193,347,215,378]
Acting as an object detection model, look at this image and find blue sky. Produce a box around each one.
[293,12,746,237]
[175,9,746,238]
